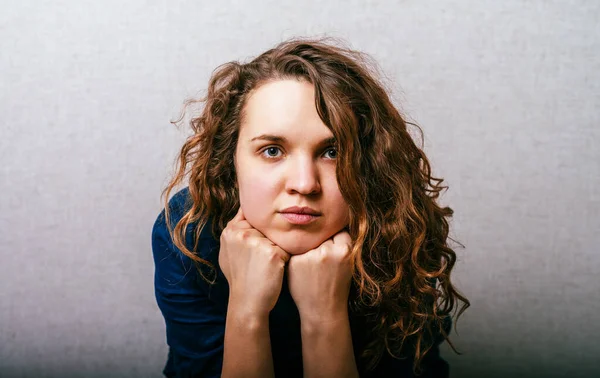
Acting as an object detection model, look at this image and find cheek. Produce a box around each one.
[333,195,351,225]
[239,172,276,198]
[237,166,278,218]
[324,178,351,226]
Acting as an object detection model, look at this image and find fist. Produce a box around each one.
[218,207,290,316]
[287,230,353,324]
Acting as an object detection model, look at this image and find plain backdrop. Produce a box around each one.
[1,1,598,377]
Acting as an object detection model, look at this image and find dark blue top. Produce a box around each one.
[152,188,451,377]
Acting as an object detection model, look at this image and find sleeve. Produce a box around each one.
[152,206,225,378]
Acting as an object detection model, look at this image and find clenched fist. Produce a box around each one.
[218,207,291,317]
[287,230,354,325]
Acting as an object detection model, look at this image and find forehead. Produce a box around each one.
[239,79,333,141]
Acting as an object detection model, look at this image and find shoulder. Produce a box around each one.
[151,187,218,263]
[152,187,216,240]
[152,187,191,234]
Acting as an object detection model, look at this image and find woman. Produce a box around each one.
[152,37,469,378]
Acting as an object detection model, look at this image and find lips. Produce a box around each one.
[279,206,321,225]
[279,212,320,225]
[280,206,321,215]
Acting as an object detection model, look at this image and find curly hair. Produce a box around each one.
[161,36,470,374]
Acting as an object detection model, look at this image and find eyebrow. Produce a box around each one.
[250,134,337,146]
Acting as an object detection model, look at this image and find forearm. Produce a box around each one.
[222,303,275,378]
[300,310,360,378]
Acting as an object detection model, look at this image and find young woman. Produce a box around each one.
[152,37,469,378]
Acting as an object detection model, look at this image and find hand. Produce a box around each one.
[287,230,354,326]
[218,207,291,317]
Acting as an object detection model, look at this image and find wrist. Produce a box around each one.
[227,297,271,327]
[300,308,350,335]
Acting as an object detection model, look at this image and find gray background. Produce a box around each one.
[1,0,598,377]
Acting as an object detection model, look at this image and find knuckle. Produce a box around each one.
[267,245,279,258]
[267,246,283,262]
[238,229,251,240]
[248,238,260,248]
[220,229,229,242]
[225,218,237,230]
[337,244,349,255]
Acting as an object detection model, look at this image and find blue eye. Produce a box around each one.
[260,146,337,160]
[262,146,282,158]
[324,147,337,159]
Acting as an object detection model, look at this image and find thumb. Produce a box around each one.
[232,205,246,223]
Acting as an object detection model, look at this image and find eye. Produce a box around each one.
[323,147,337,159]
[261,146,282,159]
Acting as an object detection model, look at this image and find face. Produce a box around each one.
[234,79,350,255]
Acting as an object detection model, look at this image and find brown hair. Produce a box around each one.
[162,36,469,374]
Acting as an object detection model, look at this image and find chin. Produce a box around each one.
[264,230,325,256]
[280,243,314,256]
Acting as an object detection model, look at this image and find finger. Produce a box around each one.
[228,206,247,229]
[276,248,291,264]
[226,207,243,230]
[233,206,245,222]
[332,230,352,246]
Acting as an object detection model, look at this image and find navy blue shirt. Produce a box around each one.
[152,188,451,377]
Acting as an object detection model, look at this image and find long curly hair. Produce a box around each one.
[161,36,469,374]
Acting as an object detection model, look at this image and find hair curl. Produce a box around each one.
[161,36,470,374]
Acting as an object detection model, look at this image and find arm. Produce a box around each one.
[221,303,275,378]
[300,309,359,378]
[218,206,289,378]
[152,210,226,377]
[287,230,359,378]
[153,192,280,378]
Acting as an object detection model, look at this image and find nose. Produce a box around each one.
[285,155,321,195]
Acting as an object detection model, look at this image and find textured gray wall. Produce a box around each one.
[1,1,598,377]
